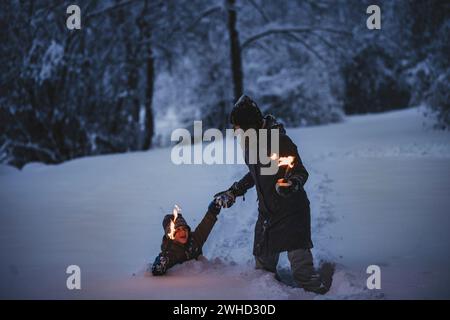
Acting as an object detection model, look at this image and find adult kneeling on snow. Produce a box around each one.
[214,95,334,294]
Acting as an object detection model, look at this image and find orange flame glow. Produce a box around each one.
[270,153,295,168]
[277,156,295,169]
[168,204,181,240]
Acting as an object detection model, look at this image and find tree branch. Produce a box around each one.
[310,31,348,57]
[85,0,143,19]
[281,32,325,63]
[10,142,58,162]
[184,6,222,33]
[241,26,352,50]
[246,0,270,23]
[164,5,222,41]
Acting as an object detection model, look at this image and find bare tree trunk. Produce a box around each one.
[126,43,140,125]
[226,0,243,102]
[142,49,154,150]
[139,0,154,150]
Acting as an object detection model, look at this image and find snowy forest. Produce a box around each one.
[1,0,449,168]
[1,0,450,300]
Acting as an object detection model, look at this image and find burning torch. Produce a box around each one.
[167,204,181,240]
[271,153,295,188]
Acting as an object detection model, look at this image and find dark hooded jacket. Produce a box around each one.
[236,115,312,256]
[151,204,219,275]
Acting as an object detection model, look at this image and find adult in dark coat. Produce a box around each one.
[215,95,333,294]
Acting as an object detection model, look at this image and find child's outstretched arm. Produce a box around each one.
[192,200,221,248]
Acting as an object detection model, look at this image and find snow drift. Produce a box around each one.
[0,107,449,299]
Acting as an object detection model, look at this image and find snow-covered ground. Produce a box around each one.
[1,107,449,299]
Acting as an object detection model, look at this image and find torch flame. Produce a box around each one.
[277,156,295,169]
[168,204,181,240]
[270,153,295,168]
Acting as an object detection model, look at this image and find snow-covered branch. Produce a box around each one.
[0,141,11,163]
[85,0,143,19]
[281,32,325,63]
[10,142,59,162]
[245,0,270,23]
[184,6,222,33]
[241,26,352,50]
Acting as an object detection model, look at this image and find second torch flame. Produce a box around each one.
[271,153,295,186]
[270,153,295,169]
[168,204,181,240]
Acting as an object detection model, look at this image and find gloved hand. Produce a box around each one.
[214,180,249,208]
[275,177,300,198]
[208,198,222,215]
[213,190,236,208]
[151,254,169,276]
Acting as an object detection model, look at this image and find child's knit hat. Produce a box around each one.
[162,213,190,236]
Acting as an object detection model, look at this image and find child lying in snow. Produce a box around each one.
[151,200,222,275]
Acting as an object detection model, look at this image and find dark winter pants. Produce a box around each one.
[255,248,320,289]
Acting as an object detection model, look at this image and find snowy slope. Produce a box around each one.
[1,107,449,299]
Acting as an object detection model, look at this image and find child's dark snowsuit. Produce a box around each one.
[151,202,220,275]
